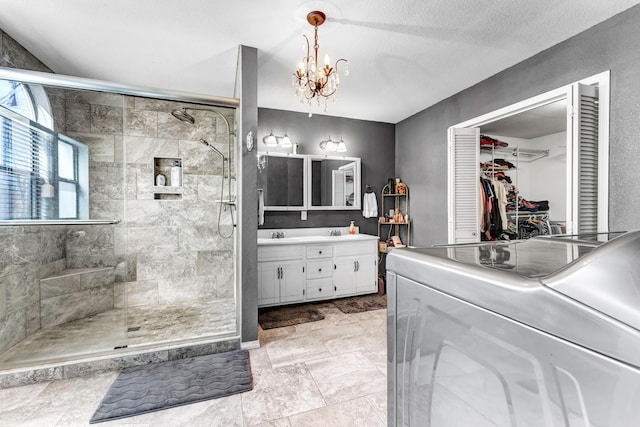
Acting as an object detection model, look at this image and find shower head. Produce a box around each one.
[171,108,195,125]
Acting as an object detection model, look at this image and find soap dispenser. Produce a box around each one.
[170,160,181,187]
[349,221,356,235]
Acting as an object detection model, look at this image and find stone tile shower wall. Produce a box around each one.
[121,97,235,308]
[0,227,66,355]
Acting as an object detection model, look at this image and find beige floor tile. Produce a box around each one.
[251,418,292,427]
[317,323,382,356]
[306,351,387,405]
[259,325,296,345]
[0,405,66,427]
[242,363,326,425]
[361,347,388,378]
[144,394,244,427]
[365,390,388,425]
[288,396,385,427]
[264,332,332,369]
[0,372,118,426]
[1,308,389,427]
[0,381,49,412]
[249,346,272,372]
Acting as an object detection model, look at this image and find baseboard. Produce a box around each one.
[241,340,260,350]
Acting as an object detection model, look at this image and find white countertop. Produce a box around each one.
[257,231,378,246]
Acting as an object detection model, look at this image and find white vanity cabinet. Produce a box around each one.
[334,241,378,296]
[257,245,305,307]
[257,234,378,308]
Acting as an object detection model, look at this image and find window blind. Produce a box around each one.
[0,109,54,220]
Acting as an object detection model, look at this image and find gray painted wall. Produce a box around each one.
[257,108,395,237]
[236,46,259,343]
[397,5,640,247]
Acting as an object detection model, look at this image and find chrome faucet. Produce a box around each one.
[329,229,342,236]
[270,231,285,239]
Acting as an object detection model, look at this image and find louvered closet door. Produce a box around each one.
[448,127,480,243]
[574,84,599,234]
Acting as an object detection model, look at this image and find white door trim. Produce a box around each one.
[448,71,610,242]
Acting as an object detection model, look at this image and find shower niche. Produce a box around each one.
[153,156,183,200]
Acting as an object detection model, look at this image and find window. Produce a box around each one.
[0,79,88,221]
[57,138,79,219]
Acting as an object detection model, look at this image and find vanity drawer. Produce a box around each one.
[258,245,304,262]
[306,259,333,279]
[306,245,333,259]
[333,241,376,257]
[306,278,334,300]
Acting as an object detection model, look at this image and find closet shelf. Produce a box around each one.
[480,146,550,162]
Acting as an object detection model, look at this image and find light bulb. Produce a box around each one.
[336,138,347,153]
[324,53,330,66]
[325,138,335,151]
[263,131,278,147]
[280,132,292,147]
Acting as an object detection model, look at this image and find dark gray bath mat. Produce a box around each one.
[332,293,387,314]
[90,349,252,423]
[258,303,325,329]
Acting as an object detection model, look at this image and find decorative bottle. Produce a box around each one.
[349,221,356,235]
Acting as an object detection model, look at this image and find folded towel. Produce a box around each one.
[362,192,378,218]
[258,189,264,226]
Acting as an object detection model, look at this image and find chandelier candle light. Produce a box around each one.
[293,10,348,115]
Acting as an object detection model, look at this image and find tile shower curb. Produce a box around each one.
[0,337,241,389]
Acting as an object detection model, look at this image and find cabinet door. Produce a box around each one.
[334,257,358,296]
[355,254,377,293]
[280,260,305,303]
[258,262,280,306]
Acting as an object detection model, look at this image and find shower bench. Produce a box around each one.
[39,267,115,328]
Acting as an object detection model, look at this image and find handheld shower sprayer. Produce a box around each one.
[198,138,226,161]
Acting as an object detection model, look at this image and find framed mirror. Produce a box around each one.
[308,155,361,210]
[257,152,307,210]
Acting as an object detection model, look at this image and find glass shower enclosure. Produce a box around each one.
[0,67,240,371]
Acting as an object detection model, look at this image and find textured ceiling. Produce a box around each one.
[482,100,568,139]
[0,0,638,124]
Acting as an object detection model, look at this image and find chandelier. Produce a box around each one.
[293,10,348,114]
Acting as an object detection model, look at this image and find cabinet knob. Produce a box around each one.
[318,268,322,272]
[319,288,322,292]
[319,250,323,254]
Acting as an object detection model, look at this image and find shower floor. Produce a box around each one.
[0,299,237,369]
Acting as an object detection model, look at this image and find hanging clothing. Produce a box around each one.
[492,179,508,228]
[362,192,378,218]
